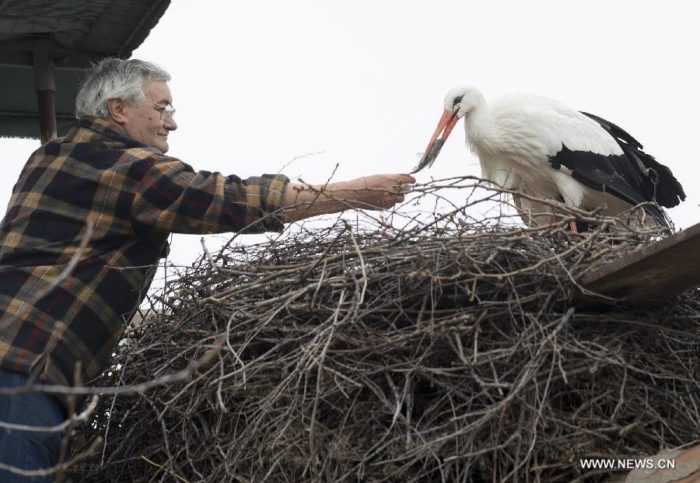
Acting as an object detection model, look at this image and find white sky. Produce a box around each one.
[1,0,699,267]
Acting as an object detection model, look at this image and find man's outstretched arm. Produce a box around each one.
[281,174,415,223]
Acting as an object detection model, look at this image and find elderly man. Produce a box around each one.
[0,58,414,481]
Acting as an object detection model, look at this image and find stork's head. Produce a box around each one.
[444,86,485,119]
[411,86,484,174]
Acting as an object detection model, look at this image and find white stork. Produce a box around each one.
[412,86,686,230]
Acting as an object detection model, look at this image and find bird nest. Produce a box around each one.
[71,180,700,482]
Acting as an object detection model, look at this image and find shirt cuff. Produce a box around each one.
[247,173,289,233]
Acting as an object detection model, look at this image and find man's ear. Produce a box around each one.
[107,98,128,124]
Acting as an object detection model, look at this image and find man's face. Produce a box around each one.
[119,80,177,153]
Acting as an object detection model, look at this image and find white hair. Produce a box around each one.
[75,58,171,119]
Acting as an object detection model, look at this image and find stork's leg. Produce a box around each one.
[547,214,577,232]
[554,193,579,232]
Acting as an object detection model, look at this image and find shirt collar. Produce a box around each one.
[66,116,152,150]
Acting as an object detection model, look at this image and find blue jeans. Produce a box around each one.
[0,368,66,482]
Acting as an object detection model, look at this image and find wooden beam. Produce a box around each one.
[36,90,57,144]
[579,223,700,306]
[33,38,57,144]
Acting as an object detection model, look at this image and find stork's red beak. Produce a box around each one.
[411,109,460,174]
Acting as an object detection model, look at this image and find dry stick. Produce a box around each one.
[308,290,345,469]
[200,237,219,273]
[101,361,128,465]
[0,335,226,397]
[215,163,343,262]
[275,150,325,176]
[0,395,98,433]
[221,311,249,388]
[344,221,368,305]
[140,455,190,483]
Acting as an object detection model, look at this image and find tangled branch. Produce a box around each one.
[72,180,699,482]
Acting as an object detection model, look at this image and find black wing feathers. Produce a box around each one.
[553,145,668,225]
[580,112,643,149]
[580,112,686,208]
[548,112,685,226]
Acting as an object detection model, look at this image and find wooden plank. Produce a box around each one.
[33,39,57,144]
[579,223,700,306]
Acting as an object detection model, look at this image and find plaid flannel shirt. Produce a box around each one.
[0,117,288,387]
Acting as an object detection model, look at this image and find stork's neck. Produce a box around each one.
[464,98,498,151]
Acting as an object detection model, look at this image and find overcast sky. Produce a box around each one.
[1,0,699,267]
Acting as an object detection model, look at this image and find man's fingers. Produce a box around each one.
[351,173,415,210]
[389,174,415,194]
[394,183,413,194]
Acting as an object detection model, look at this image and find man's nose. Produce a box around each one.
[164,116,177,131]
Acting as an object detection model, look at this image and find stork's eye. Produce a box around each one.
[452,96,463,107]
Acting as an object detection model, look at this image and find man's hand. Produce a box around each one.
[282,173,415,222]
[331,173,416,210]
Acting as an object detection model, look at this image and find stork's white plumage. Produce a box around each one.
[412,86,686,229]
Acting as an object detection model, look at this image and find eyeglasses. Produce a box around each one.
[144,97,176,120]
